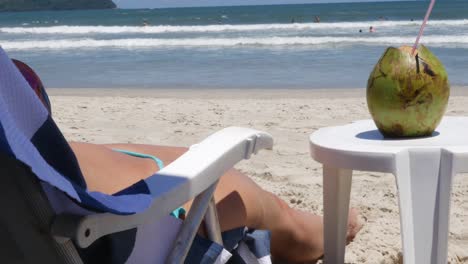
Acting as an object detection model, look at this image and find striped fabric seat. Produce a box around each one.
[0,47,272,264]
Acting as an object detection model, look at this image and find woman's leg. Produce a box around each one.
[69,142,361,263]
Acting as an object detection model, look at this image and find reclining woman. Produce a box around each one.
[14,59,362,263]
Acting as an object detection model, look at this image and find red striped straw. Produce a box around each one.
[412,0,436,55]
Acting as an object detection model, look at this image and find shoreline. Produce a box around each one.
[48,86,468,98]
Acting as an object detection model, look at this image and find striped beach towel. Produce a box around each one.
[0,47,271,264]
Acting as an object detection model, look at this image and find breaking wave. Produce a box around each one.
[2,35,467,50]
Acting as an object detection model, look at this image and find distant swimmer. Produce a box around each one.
[142,19,149,27]
[359,29,363,33]
[369,26,376,33]
[314,16,320,23]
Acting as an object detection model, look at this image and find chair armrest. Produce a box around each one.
[52,127,273,248]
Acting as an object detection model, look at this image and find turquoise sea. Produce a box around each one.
[1,0,467,88]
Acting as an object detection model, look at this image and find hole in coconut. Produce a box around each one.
[416,54,420,74]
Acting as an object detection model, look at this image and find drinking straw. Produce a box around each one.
[412,0,436,55]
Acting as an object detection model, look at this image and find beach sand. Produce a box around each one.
[50,88,468,264]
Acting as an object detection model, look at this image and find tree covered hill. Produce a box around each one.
[0,0,116,12]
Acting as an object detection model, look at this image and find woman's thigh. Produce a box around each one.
[69,142,157,194]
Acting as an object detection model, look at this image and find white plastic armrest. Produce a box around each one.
[52,127,273,248]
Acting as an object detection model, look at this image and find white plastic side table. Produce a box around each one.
[309,116,468,264]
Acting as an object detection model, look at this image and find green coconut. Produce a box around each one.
[367,45,450,137]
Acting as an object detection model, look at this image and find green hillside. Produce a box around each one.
[0,0,116,12]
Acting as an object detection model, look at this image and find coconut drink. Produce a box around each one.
[367,45,450,137]
[366,0,449,138]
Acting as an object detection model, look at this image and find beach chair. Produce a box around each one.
[0,47,274,264]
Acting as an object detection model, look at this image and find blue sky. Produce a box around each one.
[113,0,413,8]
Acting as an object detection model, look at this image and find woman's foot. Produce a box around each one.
[347,208,362,243]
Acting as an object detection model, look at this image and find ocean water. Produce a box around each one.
[1,0,467,88]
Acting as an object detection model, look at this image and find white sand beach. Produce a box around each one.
[50,88,468,264]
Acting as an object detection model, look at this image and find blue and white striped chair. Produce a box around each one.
[0,47,273,264]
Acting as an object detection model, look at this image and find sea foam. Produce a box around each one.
[2,35,468,50]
